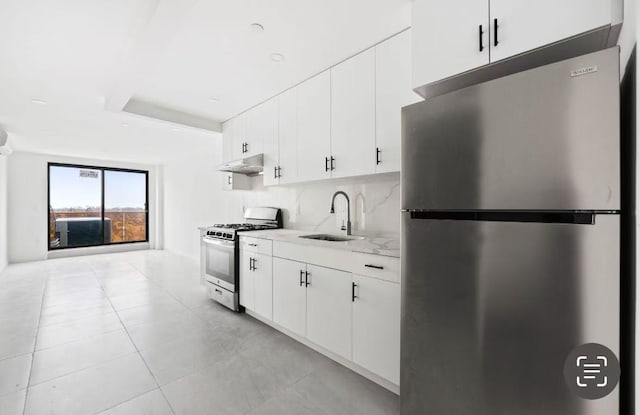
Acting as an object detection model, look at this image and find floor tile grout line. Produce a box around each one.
[26,350,139,389]
[22,276,48,415]
[96,272,177,415]
[118,259,199,312]
[90,387,168,415]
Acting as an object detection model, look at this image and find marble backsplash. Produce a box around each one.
[221,172,401,238]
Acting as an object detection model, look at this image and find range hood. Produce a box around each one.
[218,154,264,175]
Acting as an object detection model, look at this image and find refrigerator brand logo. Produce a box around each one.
[570,66,598,77]
[563,343,619,399]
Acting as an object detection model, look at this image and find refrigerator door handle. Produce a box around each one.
[407,211,600,225]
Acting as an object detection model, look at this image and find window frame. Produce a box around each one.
[47,162,150,251]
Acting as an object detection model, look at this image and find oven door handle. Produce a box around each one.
[202,238,235,248]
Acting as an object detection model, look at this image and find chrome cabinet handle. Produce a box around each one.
[248,243,258,247]
[299,270,305,286]
[376,147,381,165]
[305,271,310,287]
[478,24,484,52]
[364,264,384,270]
[493,18,499,47]
[352,282,358,302]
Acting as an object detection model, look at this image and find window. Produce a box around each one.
[48,163,148,250]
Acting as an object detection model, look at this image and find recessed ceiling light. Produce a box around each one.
[207,98,219,103]
[122,123,129,127]
[250,23,264,33]
[31,99,47,105]
[270,53,285,63]
[172,128,181,132]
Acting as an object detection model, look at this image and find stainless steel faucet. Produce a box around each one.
[330,191,351,235]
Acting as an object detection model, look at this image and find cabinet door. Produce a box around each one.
[245,102,270,159]
[254,98,279,186]
[221,172,232,191]
[253,253,273,321]
[412,0,489,89]
[222,120,234,162]
[239,249,254,310]
[232,113,247,160]
[278,88,298,184]
[297,71,332,182]
[331,48,376,178]
[375,30,422,174]
[352,275,401,385]
[489,0,612,62]
[306,265,352,359]
[273,258,307,337]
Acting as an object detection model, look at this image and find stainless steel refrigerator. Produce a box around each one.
[401,47,620,414]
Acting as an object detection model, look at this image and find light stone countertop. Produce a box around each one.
[241,229,400,258]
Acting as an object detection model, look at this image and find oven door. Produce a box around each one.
[201,237,236,292]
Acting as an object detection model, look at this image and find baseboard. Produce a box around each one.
[47,242,150,259]
[245,309,400,395]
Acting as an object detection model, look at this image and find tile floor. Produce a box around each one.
[0,250,399,415]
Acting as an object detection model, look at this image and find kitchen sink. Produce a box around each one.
[299,234,365,242]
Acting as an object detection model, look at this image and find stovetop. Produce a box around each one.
[203,207,283,242]
[211,223,275,230]
[204,223,279,241]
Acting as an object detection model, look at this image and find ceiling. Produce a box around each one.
[0,0,411,164]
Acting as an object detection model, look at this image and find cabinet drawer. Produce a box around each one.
[351,253,400,283]
[240,237,273,255]
[273,241,352,271]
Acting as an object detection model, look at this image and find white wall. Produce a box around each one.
[0,155,8,273]
[7,151,160,263]
[162,140,401,261]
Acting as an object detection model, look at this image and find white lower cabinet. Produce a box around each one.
[268,251,400,388]
[273,257,307,337]
[252,253,273,320]
[239,249,254,310]
[352,274,401,385]
[240,250,273,321]
[306,264,353,360]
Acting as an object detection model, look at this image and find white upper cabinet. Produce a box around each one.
[412,0,489,90]
[232,113,247,160]
[489,0,613,62]
[375,30,422,174]
[331,48,376,178]
[277,88,298,185]
[223,31,417,183]
[222,119,234,162]
[244,104,268,158]
[305,264,353,360]
[412,0,622,95]
[255,98,279,186]
[297,71,332,182]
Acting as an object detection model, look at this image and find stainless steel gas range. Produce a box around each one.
[200,207,282,311]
